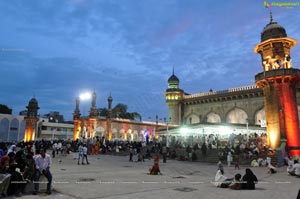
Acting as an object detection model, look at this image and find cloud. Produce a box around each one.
[0,0,300,121]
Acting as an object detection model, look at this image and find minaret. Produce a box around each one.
[107,93,113,140]
[255,12,300,156]
[108,93,113,119]
[24,97,39,142]
[164,68,184,125]
[89,90,97,117]
[88,91,97,138]
[73,96,82,140]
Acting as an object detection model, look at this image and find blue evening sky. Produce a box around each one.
[0,0,299,121]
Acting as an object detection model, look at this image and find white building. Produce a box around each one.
[0,113,74,141]
[0,113,26,142]
[37,118,74,140]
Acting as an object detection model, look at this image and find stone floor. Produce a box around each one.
[9,152,300,199]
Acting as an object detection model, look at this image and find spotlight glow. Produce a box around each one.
[79,92,91,100]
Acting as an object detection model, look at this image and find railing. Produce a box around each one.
[184,85,259,99]
[255,68,300,81]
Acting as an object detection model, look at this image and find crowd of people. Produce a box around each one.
[0,141,53,197]
[0,134,298,197]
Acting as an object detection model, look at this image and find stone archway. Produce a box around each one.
[0,118,9,142]
[206,112,221,123]
[95,126,105,138]
[226,107,248,124]
[185,114,200,124]
[133,130,138,141]
[119,129,125,140]
[127,129,132,141]
[9,118,19,141]
[112,128,118,138]
[255,108,266,125]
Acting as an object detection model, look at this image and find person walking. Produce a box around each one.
[33,149,52,195]
[227,152,233,167]
[77,143,83,165]
[82,144,89,165]
[162,145,167,163]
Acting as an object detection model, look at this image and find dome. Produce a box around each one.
[168,74,179,83]
[29,98,38,105]
[261,15,287,42]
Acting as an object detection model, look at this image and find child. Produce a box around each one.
[217,161,224,175]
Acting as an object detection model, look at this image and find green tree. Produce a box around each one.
[97,103,141,121]
[0,104,12,114]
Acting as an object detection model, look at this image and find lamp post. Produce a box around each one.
[79,92,91,139]
[79,92,91,117]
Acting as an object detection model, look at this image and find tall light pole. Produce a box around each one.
[79,92,91,139]
[79,92,92,117]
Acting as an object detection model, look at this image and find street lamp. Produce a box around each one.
[79,92,91,116]
[79,92,91,139]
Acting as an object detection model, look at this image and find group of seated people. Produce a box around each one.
[0,144,52,197]
[213,168,258,190]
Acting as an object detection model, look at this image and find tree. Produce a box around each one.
[0,104,12,114]
[97,103,142,121]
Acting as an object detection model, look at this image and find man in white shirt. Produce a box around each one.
[33,149,52,195]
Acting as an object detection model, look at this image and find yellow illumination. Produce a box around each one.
[269,130,278,149]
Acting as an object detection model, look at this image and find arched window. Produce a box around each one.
[9,118,19,141]
[0,118,9,142]
[206,112,221,123]
[226,108,248,124]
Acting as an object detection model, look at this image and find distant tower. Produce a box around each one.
[24,97,39,142]
[255,12,300,156]
[165,68,184,125]
[89,91,97,117]
[108,93,113,119]
[107,94,113,140]
[73,96,81,140]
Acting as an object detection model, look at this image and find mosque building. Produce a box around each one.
[164,13,300,156]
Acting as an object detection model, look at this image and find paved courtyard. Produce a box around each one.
[12,152,300,199]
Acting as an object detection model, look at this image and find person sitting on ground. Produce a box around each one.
[251,159,259,167]
[242,168,258,190]
[267,163,277,174]
[149,154,161,175]
[212,169,227,187]
[290,160,300,177]
[229,173,242,190]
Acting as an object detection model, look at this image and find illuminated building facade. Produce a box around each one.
[165,14,300,156]
[73,92,167,141]
[24,98,39,142]
[255,13,300,156]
